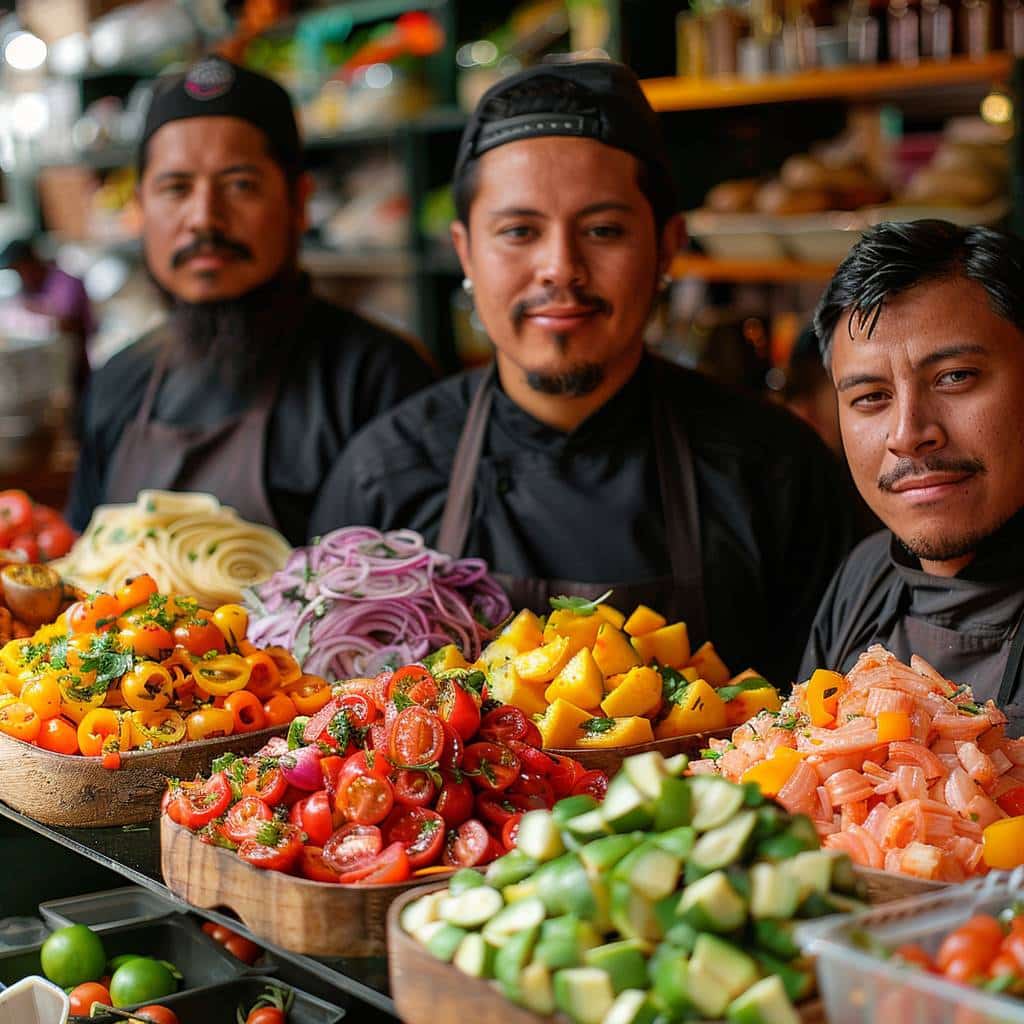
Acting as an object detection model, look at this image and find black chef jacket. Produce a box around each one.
[68,296,435,546]
[800,511,1024,708]
[311,355,857,686]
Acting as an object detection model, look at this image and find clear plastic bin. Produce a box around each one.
[39,886,176,933]
[806,869,1024,1024]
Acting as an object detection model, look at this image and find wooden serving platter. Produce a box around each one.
[0,726,285,827]
[548,727,734,775]
[161,817,447,957]
[387,886,826,1024]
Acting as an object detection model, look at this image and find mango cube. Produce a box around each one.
[428,644,469,673]
[577,716,655,749]
[538,698,593,749]
[500,609,545,653]
[595,604,626,629]
[592,624,641,678]
[481,637,520,669]
[600,666,662,719]
[543,610,604,657]
[654,679,727,739]
[724,673,780,727]
[514,635,572,683]
[623,605,667,637]
[685,641,731,686]
[681,667,699,683]
[632,622,690,669]
[545,647,605,711]
[488,661,549,717]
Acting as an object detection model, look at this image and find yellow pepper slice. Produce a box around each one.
[983,815,1024,869]
[191,654,251,696]
[130,708,186,747]
[121,663,174,711]
[806,669,845,727]
[742,750,801,797]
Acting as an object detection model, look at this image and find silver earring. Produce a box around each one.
[462,277,474,295]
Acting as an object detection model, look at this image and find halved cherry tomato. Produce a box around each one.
[37,715,78,754]
[244,651,281,700]
[339,748,391,783]
[299,790,335,846]
[298,846,342,883]
[571,769,608,801]
[476,792,527,829]
[337,692,377,728]
[225,933,262,964]
[211,604,249,648]
[444,818,493,867]
[174,615,228,657]
[221,796,273,844]
[246,1009,285,1024]
[115,574,159,612]
[386,665,438,706]
[118,622,174,661]
[502,814,523,851]
[369,671,391,712]
[177,772,233,829]
[462,742,520,792]
[437,679,481,741]
[262,693,297,727]
[510,772,556,809]
[989,952,1021,979]
[68,593,122,634]
[237,821,304,872]
[122,663,174,711]
[0,490,32,533]
[77,707,124,755]
[392,769,437,807]
[507,739,556,777]
[893,944,934,971]
[937,917,1003,977]
[263,646,302,687]
[479,706,531,744]
[336,773,394,825]
[322,822,383,875]
[285,675,332,716]
[162,787,186,826]
[192,654,251,697]
[303,698,348,750]
[242,763,288,805]
[389,706,445,767]
[436,775,474,828]
[438,722,464,771]
[368,720,388,754]
[320,754,346,797]
[386,807,445,869]
[224,690,267,733]
[343,841,411,884]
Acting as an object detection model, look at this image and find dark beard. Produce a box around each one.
[526,363,605,397]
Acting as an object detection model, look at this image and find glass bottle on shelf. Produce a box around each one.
[781,0,817,70]
[676,9,709,77]
[920,0,953,59]
[887,0,920,64]
[848,0,880,62]
[1006,0,1024,55]
[962,0,992,57]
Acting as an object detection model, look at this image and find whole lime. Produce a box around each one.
[108,953,141,972]
[109,957,178,1008]
[40,925,107,988]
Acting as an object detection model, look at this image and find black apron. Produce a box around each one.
[104,328,282,530]
[436,366,709,644]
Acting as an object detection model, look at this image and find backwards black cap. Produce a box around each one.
[453,60,675,220]
[138,56,302,179]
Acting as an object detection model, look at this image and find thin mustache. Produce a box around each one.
[878,456,985,492]
[172,234,252,269]
[511,288,611,326]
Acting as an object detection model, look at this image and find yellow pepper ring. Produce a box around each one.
[191,654,251,696]
[58,676,106,724]
[130,708,186,747]
[121,663,174,711]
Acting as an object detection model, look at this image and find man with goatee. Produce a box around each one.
[67,56,433,545]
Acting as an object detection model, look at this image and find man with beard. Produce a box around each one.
[67,56,433,545]
[311,61,854,684]
[801,220,1024,726]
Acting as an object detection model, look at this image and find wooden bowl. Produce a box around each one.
[0,726,285,827]
[547,727,734,775]
[855,866,947,902]
[387,886,827,1024]
[161,817,449,957]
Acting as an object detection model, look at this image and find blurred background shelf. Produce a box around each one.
[670,254,838,282]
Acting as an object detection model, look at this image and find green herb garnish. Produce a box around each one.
[717,677,772,702]
[580,717,616,735]
[548,589,613,617]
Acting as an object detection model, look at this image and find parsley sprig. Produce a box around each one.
[549,590,613,617]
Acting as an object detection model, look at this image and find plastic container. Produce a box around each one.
[0,976,69,1024]
[0,918,49,953]
[806,870,1024,1023]
[159,976,345,1024]
[39,886,176,933]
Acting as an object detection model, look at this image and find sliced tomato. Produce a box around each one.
[299,790,335,846]
[386,807,446,869]
[221,796,273,844]
[392,769,437,807]
[572,769,608,802]
[479,706,531,744]
[435,775,474,828]
[178,773,233,829]
[387,666,438,706]
[237,822,304,872]
[336,773,394,825]
[340,748,391,783]
[242,763,288,805]
[345,841,411,885]
[162,788,187,826]
[462,742,521,792]
[368,721,388,755]
[303,698,346,749]
[337,693,377,729]
[389,706,445,767]
[502,814,523,851]
[444,818,493,867]
[369,671,392,712]
[439,722,464,771]
[322,822,383,876]
[298,846,343,883]
[320,754,346,797]
[438,679,481,741]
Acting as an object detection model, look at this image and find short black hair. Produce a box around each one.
[814,219,1024,364]
[453,76,676,232]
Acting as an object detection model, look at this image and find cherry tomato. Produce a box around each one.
[502,814,523,851]
[211,604,249,648]
[7,534,38,562]
[1000,930,1024,971]
[392,769,437,807]
[937,917,1003,974]
[369,671,391,712]
[893,944,935,971]
[339,749,391,784]
[208,924,236,945]
[244,652,281,700]
[262,693,297,727]
[322,822,383,875]
[336,773,394,825]
[135,1007,179,1024]
[462,742,521,792]
[438,722,464,771]
[221,796,273,844]
[320,754,346,797]
[337,692,377,729]
[386,807,446,869]
[38,716,79,754]
[0,700,42,742]
[177,772,233,829]
[237,822,304,872]
[162,788,186,826]
[69,982,112,1016]
[511,772,556,808]
[508,740,557,777]
[547,754,583,797]
[944,955,984,984]
[241,763,288,805]
[479,706,531,745]
[389,706,446,767]
[299,790,335,846]
[571,769,608,802]
[0,490,32,533]
[36,522,76,560]
[436,775,474,828]
[224,690,267,733]
[173,617,227,657]
[223,934,262,964]
[246,1009,285,1024]
[20,675,61,720]
[476,792,527,829]
[437,679,481,741]
[298,846,342,883]
[115,574,159,612]
[999,787,1024,817]
[386,665,438,706]
[185,707,235,741]
[118,622,175,661]
[989,952,1020,979]
[201,921,218,938]
[343,841,411,884]
[286,675,332,716]
[68,593,122,634]
[444,818,493,867]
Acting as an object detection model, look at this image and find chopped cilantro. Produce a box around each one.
[187,551,198,563]
[580,717,616,735]
[660,666,690,706]
[327,710,353,749]
[79,633,134,688]
[392,692,415,713]
[211,752,240,774]
[549,589,613,617]
[718,678,772,702]
[699,748,723,761]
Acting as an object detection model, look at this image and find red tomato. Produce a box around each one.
[201,921,218,938]
[435,775,474,828]
[944,955,983,985]
[479,706,531,744]
[178,773,233,829]
[69,982,112,1016]
[298,846,343,883]
[368,721,388,755]
[223,934,262,964]
[246,1009,285,1024]
[337,692,378,728]
[438,679,481,741]
[1000,931,1024,971]
[68,593,122,634]
[502,814,522,850]
[346,841,411,884]
[369,671,392,712]
[444,818,493,867]
[320,755,346,798]
[476,792,526,830]
[336,773,394,825]
[0,491,32,533]
[241,763,288,806]
[389,706,445,767]
[508,740,557,777]
[237,822,304,872]
[462,742,521,792]
[37,522,76,560]
[386,807,446,869]
[1000,788,1024,816]
[937,917,1003,973]
[547,754,583,797]
[114,573,159,611]
[571,770,609,802]
[7,535,38,562]
[340,749,391,783]
[439,722,464,771]
[135,1007,179,1024]
[893,944,935,971]
[510,773,556,809]
[30,503,61,528]
[392,769,437,807]
[173,617,227,657]
[989,952,1020,979]
[221,796,273,844]
[322,822,383,876]
[386,665,438,706]
[299,790,335,846]
[209,924,236,945]
[162,789,187,826]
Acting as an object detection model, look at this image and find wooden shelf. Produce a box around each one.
[670,253,836,282]
[643,53,1012,112]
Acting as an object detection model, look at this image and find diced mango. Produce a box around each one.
[592,624,641,678]
[543,610,604,657]
[480,637,520,669]
[538,698,593,749]
[685,641,731,686]
[623,605,667,637]
[605,672,627,691]
[545,648,605,711]
[654,679,727,739]
[595,604,626,629]
[488,661,549,717]
[514,635,572,683]
[681,667,699,683]
[429,644,470,673]
[600,666,662,719]
[577,716,655,749]
[631,622,690,669]
[725,686,781,726]
[500,609,545,653]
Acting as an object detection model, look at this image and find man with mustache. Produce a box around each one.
[801,220,1024,723]
[312,61,854,684]
[67,56,433,544]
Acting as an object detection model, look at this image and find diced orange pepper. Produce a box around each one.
[806,669,845,727]
[983,816,1024,869]
[876,710,912,743]
[741,753,799,797]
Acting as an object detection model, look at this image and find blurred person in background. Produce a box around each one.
[67,56,433,545]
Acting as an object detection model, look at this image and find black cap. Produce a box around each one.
[138,56,302,178]
[454,60,673,207]
[0,238,33,267]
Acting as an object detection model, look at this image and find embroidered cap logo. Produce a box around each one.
[184,58,235,101]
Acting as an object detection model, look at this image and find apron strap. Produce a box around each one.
[997,601,1024,705]
[436,366,496,557]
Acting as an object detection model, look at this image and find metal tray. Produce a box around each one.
[39,886,177,933]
